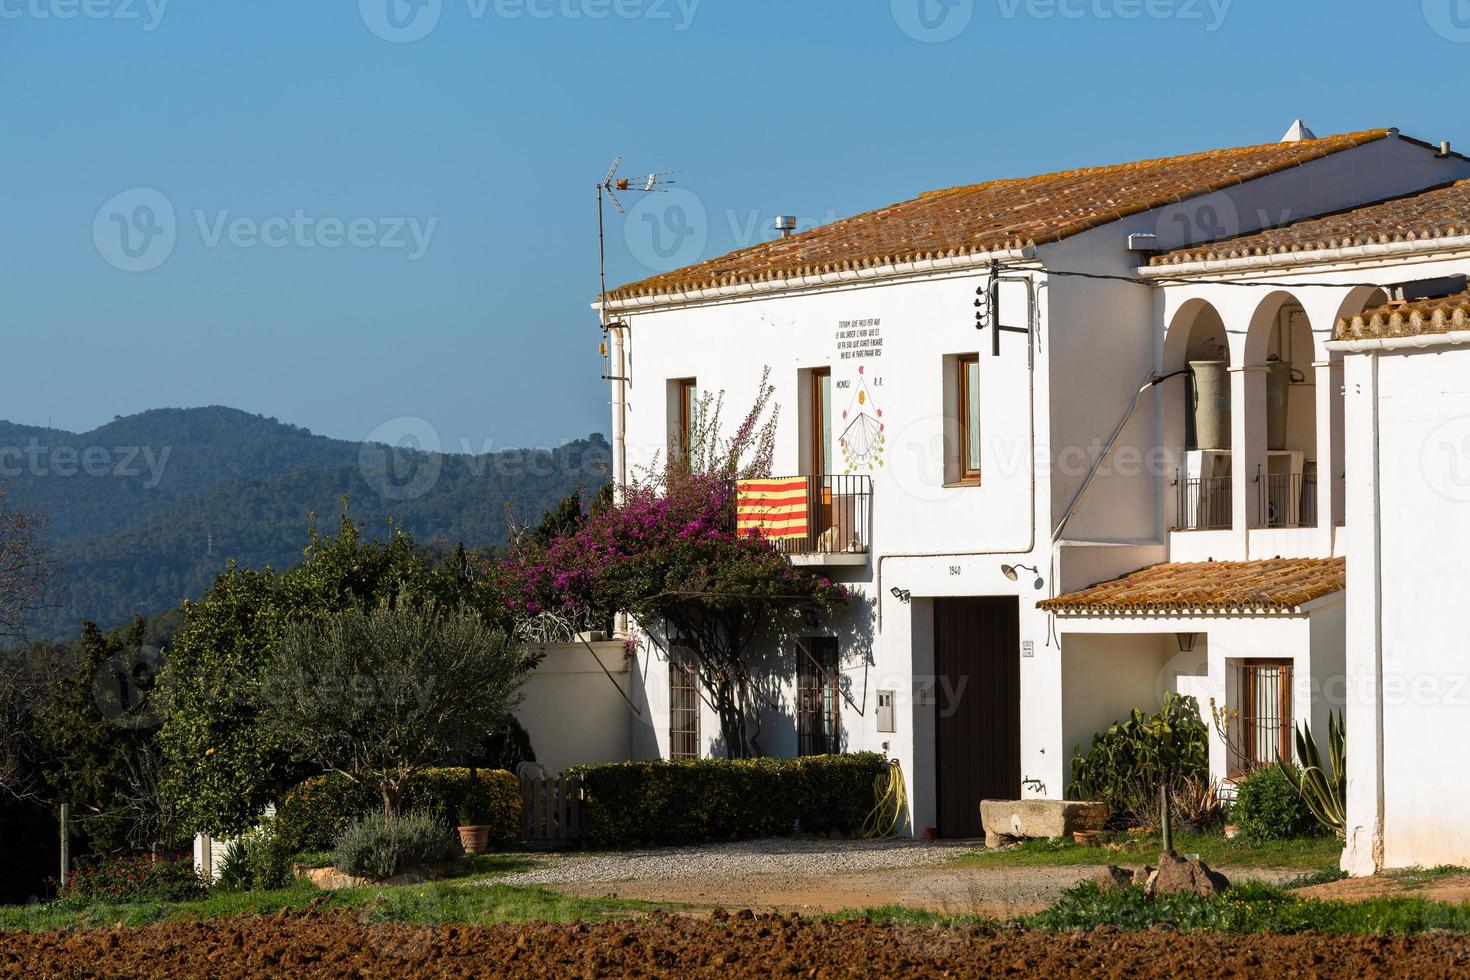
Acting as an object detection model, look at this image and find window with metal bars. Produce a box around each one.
[797,637,841,757]
[668,647,700,760]
[1234,660,1294,775]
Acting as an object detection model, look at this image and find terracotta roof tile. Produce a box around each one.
[609,130,1392,302]
[1038,557,1345,614]
[1152,179,1470,266]
[1336,290,1470,341]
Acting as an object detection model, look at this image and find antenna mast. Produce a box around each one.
[595,156,677,341]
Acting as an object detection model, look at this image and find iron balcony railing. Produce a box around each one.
[1172,475,1232,531]
[1258,472,1318,529]
[733,474,872,557]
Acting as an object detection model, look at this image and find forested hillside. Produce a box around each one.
[0,408,609,638]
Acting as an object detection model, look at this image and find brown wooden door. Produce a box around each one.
[933,596,1021,838]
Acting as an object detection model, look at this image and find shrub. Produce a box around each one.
[244,818,295,890]
[1069,694,1212,829]
[403,768,521,845]
[274,774,377,854]
[60,854,205,903]
[331,809,461,879]
[214,839,254,892]
[1232,765,1322,843]
[570,753,888,848]
[276,768,521,856]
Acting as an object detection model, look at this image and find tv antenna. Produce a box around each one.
[596,156,678,331]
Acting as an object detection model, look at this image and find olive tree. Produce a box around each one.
[258,603,538,814]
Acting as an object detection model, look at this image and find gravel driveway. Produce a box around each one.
[491,838,1302,916]
[497,837,979,887]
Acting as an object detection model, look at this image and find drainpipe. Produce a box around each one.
[607,320,630,638]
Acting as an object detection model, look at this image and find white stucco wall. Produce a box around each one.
[1341,343,1470,871]
[516,641,635,774]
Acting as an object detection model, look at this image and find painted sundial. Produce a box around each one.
[839,365,885,473]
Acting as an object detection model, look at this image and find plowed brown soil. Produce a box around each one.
[4,909,1470,978]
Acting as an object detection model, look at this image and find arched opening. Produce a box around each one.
[1163,299,1231,531]
[1324,286,1390,528]
[1243,292,1318,529]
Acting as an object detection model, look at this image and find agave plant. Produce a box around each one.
[1277,712,1346,840]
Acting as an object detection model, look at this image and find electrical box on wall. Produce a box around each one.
[877,690,896,733]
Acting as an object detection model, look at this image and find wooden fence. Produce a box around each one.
[520,776,583,846]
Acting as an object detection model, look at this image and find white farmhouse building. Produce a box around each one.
[598,125,1470,848]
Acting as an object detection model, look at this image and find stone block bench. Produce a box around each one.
[979,799,1109,848]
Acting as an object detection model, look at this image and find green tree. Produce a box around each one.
[33,618,162,853]
[259,603,537,814]
[157,508,487,836]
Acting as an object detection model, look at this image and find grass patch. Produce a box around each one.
[1028,880,1470,935]
[828,905,992,928]
[0,877,660,933]
[950,832,1341,871]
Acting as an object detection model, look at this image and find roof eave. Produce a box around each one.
[597,245,1040,314]
[1140,234,1470,280]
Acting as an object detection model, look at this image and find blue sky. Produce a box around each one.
[2,0,1467,451]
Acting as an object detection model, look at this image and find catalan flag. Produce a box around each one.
[736,478,810,541]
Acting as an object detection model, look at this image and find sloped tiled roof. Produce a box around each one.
[608,130,1393,302]
[1039,557,1345,614]
[1336,290,1470,341]
[1152,179,1470,266]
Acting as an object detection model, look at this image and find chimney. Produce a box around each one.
[774,216,798,239]
[1280,119,1318,143]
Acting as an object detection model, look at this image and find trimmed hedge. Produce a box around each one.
[275,768,521,854]
[569,753,889,848]
[402,768,522,848]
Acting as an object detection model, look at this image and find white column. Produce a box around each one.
[1313,360,1339,552]
[1340,351,1382,876]
[1230,365,1267,549]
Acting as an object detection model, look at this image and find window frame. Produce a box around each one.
[810,367,832,476]
[1233,658,1294,776]
[668,646,700,760]
[796,636,841,757]
[955,353,982,484]
[674,378,698,464]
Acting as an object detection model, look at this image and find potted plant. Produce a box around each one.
[456,800,492,855]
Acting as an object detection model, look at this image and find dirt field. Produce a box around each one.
[1299,870,1470,905]
[4,909,1470,978]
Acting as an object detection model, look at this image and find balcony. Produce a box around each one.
[1173,476,1232,531]
[734,474,872,566]
[1258,472,1317,530]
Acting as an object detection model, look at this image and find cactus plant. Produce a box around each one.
[1277,712,1346,840]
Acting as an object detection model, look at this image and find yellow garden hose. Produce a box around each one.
[859,759,908,839]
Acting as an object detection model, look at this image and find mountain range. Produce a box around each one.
[0,407,610,639]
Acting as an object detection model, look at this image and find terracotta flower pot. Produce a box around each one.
[457,825,491,855]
